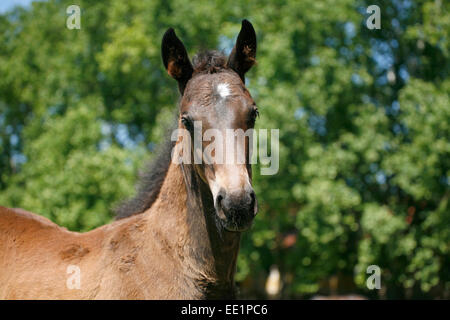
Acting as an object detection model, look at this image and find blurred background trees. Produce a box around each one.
[0,0,448,298]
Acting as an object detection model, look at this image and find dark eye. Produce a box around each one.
[249,106,259,123]
[181,115,193,130]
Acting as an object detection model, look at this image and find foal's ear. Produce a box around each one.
[227,19,257,82]
[161,28,194,94]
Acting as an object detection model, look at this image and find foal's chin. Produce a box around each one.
[223,223,253,233]
[216,210,255,233]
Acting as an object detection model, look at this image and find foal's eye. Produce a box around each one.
[181,116,193,129]
[249,107,259,123]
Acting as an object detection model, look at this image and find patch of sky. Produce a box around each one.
[10,134,19,146]
[390,39,399,49]
[375,74,388,86]
[399,65,410,82]
[376,171,387,184]
[115,124,138,149]
[0,0,36,14]
[100,122,143,151]
[361,94,373,104]
[310,56,320,66]
[354,44,364,57]
[325,37,338,47]
[294,107,306,120]
[257,77,267,86]
[392,123,408,136]
[351,73,364,86]
[344,22,356,39]
[11,153,27,166]
[369,163,379,173]
[218,35,235,56]
[308,114,327,136]
[344,22,356,46]
[339,46,350,58]
[385,101,400,116]
[5,125,14,135]
[440,176,449,186]
[393,0,414,20]
[371,39,394,71]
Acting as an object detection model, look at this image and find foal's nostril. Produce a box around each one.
[250,190,255,205]
[217,194,223,207]
[215,189,226,210]
[249,190,257,216]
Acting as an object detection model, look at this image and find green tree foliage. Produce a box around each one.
[0,0,448,298]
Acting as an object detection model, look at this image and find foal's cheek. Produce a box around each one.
[203,165,216,184]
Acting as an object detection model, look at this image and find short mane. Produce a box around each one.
[115,120,176,220]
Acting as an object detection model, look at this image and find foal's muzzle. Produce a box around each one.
[215,187,257,232]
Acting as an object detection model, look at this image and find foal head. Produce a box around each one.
[162,20,258,232]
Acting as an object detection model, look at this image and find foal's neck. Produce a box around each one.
[144,162,241,298]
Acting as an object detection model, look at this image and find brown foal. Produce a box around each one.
[0,20,258,299]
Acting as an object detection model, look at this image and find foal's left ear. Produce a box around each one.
[227,19,257,82]
[162,28,194,94]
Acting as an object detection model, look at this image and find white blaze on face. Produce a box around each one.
[216,83,230,99]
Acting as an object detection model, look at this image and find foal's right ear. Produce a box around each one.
[161,28,194,94]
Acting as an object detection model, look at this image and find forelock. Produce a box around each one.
[192,50,227,74]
